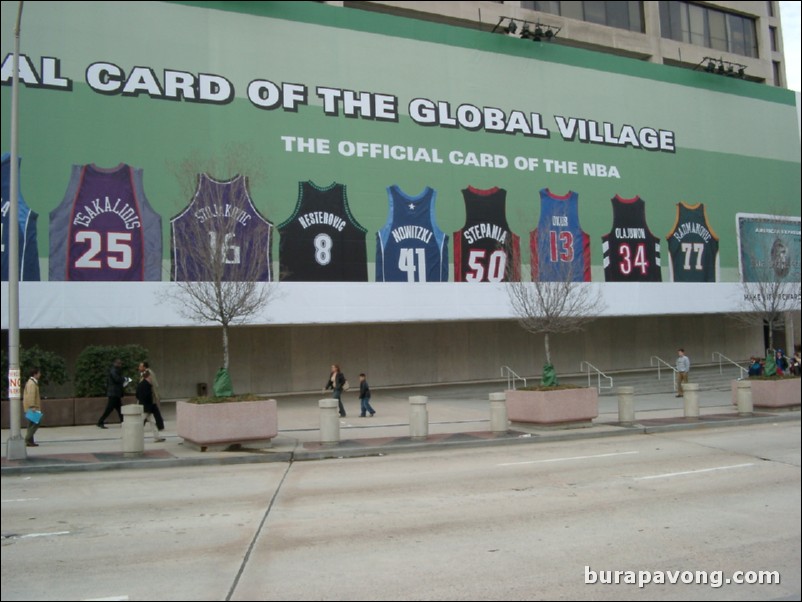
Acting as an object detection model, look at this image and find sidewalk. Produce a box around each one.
[2,383,799,475]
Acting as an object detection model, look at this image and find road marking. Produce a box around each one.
[498,451,639,466]
[635,463,755,480]
[83,597,129,601]
[18,531,71,539]
[1,498,41,503]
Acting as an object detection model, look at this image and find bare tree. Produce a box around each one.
[507,259,605,383]
[163,148,276,381]
[731,217,801,351]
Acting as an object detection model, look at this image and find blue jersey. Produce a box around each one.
[376,185,448,282]
[529,189,590,282]
[1,153,41,281]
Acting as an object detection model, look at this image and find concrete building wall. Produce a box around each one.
[9,313,779,400]
[345,1,781,84]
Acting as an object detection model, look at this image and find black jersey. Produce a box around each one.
[278,181,368,281]
[666,202,719,282]
[601,195,662,282]
[453,186,520,282]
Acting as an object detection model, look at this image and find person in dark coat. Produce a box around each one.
[137,369,165,442]
[97,358,125,429]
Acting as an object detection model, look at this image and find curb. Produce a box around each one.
[3,412,798,475]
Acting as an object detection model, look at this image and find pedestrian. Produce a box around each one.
[23,367,42,447]
[358,373,376,418]
[97,358,125,428]
[137,369,165,442]
[139,361,164,437]
[325,363,347,418]
[675,348,690,397]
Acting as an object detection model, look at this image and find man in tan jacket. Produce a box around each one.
[23,367,42,447]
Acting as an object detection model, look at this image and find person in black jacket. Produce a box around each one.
[137,369,165,442]
[97,358,125,429]
[358,373,375,418]
[325,364,347,418]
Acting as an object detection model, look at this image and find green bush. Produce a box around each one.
[73,345,149,397]
[1,345,69,398]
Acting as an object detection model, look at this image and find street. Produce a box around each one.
[1,422,800,601]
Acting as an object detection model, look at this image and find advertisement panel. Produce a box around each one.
[1,1,800,327]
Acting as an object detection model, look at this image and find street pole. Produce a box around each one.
[6,1,26,460]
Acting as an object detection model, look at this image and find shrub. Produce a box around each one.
[1,346,69,398]
[73,345,149,397]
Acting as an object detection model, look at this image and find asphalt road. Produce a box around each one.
[1,422,799,601]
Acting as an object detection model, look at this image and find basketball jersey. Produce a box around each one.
[453,186,520,282]
[666,202,719,282]
[49,163,162,281]
[278,181,367,281]
[602,195,662,282]
[529,189,590,282]
[171,173,273,282]
[376,185,449,282]
[1,153,41,281]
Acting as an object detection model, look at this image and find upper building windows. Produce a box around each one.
[658,1,758,58]
[523,1,644,33]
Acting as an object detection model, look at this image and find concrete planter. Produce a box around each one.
[732,378,801,409]
[2,398,75,428]
[74,396,137,425]
[505,388,599,426]
[176,398,278,451]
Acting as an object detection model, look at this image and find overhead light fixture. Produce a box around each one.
[492,17,561,43]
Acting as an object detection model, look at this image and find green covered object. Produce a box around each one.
[763,352,777,377]
[213,367,234,397]
[541,363,558,387]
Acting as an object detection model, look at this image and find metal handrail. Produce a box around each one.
[650,356,677,391]
[579,361,613,392]
[501,366,527,390]
[712,352,748,379]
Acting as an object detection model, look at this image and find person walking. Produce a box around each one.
[97,358,125,428]
[325,364,347,418]
[675,348,690,397]
[137,367,165,442]
[358,373,376,418]
[23,367,42,447]
[139,361,164,439]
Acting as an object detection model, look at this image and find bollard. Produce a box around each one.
[319,399,340,444]
[489,392,508,433]
[683,383,700,420]
[736,380,753,416]
[121,404,144,456]
[616,386,635,426]
[409,396,429,439]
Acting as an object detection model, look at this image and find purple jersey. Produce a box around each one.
[171,174,273,282]
[49,164,162,281]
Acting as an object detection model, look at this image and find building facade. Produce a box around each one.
[1,1,799,399]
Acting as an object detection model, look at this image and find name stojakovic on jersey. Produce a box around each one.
[73,196,140,229]
[615,227,646,239]
[463,223,508,245]
[194,204,252,226]
[671,222,712,243]
[392,225,432,244]
[298,211,346,231]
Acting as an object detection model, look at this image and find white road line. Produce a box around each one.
[1,498,41,503]
[498,451,639,466]
[83,597,129,601]
[16,531,71,539]
[635,463,755,480]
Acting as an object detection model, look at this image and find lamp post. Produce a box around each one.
[6,1,26,461]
